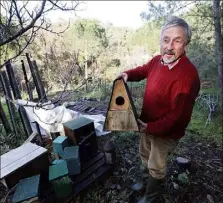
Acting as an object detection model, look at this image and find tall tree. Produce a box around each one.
[213,0,222,94]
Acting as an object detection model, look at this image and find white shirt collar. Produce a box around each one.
[160,58,180,70]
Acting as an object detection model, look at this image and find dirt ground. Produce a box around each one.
[75,132,223,203]
[1,131,222,203]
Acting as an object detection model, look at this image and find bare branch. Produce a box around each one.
[0,0,47,47]
[0,0,83,70]
[48,0,80,11]
[0,27,36,69]
[33,19,71,35]
[12,0,24,29]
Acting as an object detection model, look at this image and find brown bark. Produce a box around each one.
[213,0,223,96]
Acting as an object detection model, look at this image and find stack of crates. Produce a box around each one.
[49,135,81,199]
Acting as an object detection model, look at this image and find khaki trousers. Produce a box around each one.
[139,133,179,179]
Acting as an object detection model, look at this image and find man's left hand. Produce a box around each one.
[137,119,147,133]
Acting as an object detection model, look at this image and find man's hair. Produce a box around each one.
[161,16,192,44]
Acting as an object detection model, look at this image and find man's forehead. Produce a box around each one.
[161,26,187,38]
[162,26,185,33]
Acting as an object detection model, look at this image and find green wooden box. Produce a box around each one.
[49,161,72,199]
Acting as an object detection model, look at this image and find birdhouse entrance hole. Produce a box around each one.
[116,96,125,105]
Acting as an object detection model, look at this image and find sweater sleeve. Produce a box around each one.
[146,78,200,136]
[124,56,158,82]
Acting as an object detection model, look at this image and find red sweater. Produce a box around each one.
[124,55,200,139]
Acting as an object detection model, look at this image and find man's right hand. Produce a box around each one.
[117,72,128,83]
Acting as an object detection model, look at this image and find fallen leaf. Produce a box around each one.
[207,194,214,203]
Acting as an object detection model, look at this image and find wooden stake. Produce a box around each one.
[0,98,12,133]
[21,60,33,101]
[26,53,47,102]
[5,61,32,137]
[0,71,17,135]
[32,60,47,102]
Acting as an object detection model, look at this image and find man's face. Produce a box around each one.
[160,26,188,64]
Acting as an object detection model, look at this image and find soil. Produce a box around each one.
[74,132,223,203]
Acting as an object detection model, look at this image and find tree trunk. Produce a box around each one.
[213,0,223,96]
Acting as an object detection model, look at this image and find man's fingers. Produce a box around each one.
[137,119,145,126]
[116,72,128,82]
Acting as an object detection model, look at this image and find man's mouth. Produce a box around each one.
[164,50,175,56]
[165,54,174,58]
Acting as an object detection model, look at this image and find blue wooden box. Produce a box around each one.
[12,175,40,203]
[53,136,69,155]
[63,146,81,176]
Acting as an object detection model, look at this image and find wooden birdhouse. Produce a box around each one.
[104,78,139,131]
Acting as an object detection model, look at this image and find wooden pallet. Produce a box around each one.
[26,152,115,203]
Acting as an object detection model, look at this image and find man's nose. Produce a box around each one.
[167,41,174,50]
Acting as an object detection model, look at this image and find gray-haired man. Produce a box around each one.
[119,16,200,203]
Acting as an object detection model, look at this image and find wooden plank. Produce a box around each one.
[73,164,112,196]
[104,110,139,131]
[1,143,39,169]
[72,156,105,185]
[77,105,87,111]
[0,143,47,179]
[81,152,104,171]
[23,132,38,144]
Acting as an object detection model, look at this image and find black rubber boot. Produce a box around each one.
[137,175,163,203]
[130,166,149,192]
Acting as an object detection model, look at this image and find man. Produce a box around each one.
[119,16,200,203]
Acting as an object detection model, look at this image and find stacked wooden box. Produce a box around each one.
[48,160,72,199]
[6,116,115,202]
[63,116,98,163]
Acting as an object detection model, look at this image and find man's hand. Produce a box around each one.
[116,72,128,83]
[137,119,147,133]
